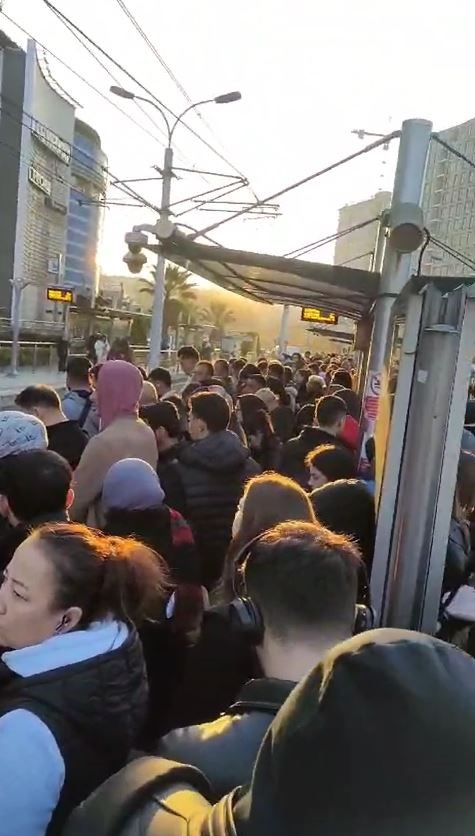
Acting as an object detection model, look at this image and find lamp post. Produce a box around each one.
[110,86,242,368]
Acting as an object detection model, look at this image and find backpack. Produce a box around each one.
[77,394,93,430]
[63,756,212,836]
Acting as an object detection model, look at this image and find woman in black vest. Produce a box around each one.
[0,522,166,835]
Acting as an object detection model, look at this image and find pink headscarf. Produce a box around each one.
[96,360,142,429]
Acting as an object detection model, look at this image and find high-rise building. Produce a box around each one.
[65,119,107,302]
[333,191,391,271]
[0,34,75,326]
[422,118,475,276]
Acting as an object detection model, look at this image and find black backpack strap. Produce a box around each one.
[77,394,92,429]
[63,756,211,836]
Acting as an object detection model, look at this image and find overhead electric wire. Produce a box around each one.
[43,2,169,148]
[0,9,170,149]
[431,134,475,173]
[192,130,400,239]
[283,217,380,259]
[41,0,253,187]
[113,0,244,168]
[430,236,475,272]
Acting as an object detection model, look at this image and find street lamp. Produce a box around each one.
[110,85,241,367]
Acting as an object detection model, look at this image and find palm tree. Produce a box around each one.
[201,300,235,341]
[139,264,197,331]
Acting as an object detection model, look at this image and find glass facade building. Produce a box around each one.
[65,119,107,300]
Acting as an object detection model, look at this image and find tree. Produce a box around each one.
[201,300,235,341]
[139,264,197,331]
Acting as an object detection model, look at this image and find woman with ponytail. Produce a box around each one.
[0,522,167,835]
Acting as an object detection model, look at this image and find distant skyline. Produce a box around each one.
[3,0,475,279]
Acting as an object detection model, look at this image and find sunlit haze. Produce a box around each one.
[4,0,475,276]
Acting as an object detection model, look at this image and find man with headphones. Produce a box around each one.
[155,521,362,798]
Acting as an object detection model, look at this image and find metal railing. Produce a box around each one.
[0,340,58,372]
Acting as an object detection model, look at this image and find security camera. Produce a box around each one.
[123,251,147,274]
[125,230,148,254]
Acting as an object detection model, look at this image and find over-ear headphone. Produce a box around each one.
[228,533,375,645]
[228,535,265,645]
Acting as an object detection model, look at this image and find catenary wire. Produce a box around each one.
[113,0,244,168]
[0,9,171,149]
[41,0,255,189]
[283,217,380,259]
[191,131,400,239]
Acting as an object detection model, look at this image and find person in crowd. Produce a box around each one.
[174,391,260,589]
[268,360,284,381]
[283,366,298,411]
[15,384,87,470]
[237,394,281,471]
[279,395,349,488]
[200,337,213,361]
[237,363,260,395]
[139,380,158,407]
[241,373,267,395]
[213,358,229,380]
[156,521,360,798]
[0,411,48,459]
[213,358,234,394]
[257,357,268,376]
[331,368,361,420]
[0,522,165,835]
[65,629,475,836]
[306,443,357,490]
[306,374,326,404]
[62,356,99,437]
[294,403,314,434]
[108,336,131,363]
[194,360,215,384]
[0,449,73,571]
[102,457,199,589]
[444,449,475,592]
[311,478,376,575]
[222,472,316,601]
[71,361,157,526]
[148,367,172,399]
[230,358,246,389]
[162,392,190,438]
[94,333,108,364]
[260,379,295,443]
[177,345,200,386]
[295,368,311,407]
[141,401,188,515]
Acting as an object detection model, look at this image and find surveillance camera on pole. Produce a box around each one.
[123,251,147,274]
[125,230,148,253]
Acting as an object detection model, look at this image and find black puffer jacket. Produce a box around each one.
[175,431,260,588]
[0,627,147,835]
[156,678,295,799]
[278,425,345,487]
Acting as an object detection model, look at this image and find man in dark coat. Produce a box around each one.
[279,394,349,488]
[155,521,359,798]
[175,391,260,589]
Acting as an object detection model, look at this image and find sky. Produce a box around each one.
[3,0,475,278]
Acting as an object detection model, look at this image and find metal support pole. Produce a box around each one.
[359,119,432,472]
[148,146,173,369]
[382,288,470,630]
[9,280,24,377]
[278,304,290,356]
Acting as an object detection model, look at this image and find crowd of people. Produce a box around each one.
[0,345,473,835]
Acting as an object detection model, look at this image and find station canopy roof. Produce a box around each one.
[155,232,381,320]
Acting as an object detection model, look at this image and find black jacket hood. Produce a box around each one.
[233,628,475,836]
[177,430,251,475]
